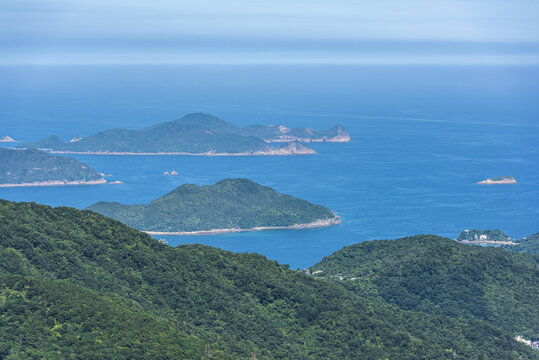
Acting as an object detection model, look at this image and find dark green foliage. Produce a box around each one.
[457,229,511,242]
[0,276,206,359]
[87,178,336,232]
[18,113,324,154]
[503,232,539,254]
[0,148,103,184]
[310,235,539,338]
[0,200,537,359]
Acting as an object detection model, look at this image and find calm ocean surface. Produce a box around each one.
[1,65,538,268]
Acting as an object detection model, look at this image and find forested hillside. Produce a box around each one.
[0,200,536,359]
[310,235,539,338]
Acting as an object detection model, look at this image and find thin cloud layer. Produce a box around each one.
[1,0,539,65]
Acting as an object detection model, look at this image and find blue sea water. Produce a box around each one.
[0,65,538,268]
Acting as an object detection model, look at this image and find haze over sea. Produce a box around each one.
[1,65,538,268]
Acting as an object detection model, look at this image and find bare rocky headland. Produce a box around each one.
[476,176,517,185]
[144,217,341,236]
[0,136,16,143]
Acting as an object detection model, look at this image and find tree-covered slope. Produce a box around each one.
[0,148,104,185]
[0,275,207,360]
[87,178,339,232]
[1,200,536,359]
[503,232,539,254]
[17,113,330,155]
[310,235,539,338]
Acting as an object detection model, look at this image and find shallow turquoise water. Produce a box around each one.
[1,65,537,268]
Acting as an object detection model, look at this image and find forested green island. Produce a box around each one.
[310,235,539,340]
[0,200,537,359]
[18,113,350,155]
[0,148,106,187]
[87,178,340,234]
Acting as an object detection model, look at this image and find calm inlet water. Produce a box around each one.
[1,65,538,268]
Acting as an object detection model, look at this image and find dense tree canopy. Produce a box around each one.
[87,178,337,232]
[0,148,103,185]
[310,235,539,338]
[503,232,539,254]
[0,200,536,359]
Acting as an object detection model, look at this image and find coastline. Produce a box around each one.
[456,239,517,245]
[32,149,316,156]
[265,136,351,143]
[144,217,341,236]
[0,178,107,187]
[476,178,517,185]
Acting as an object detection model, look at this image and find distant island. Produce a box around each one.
[0,136,16,143]
[477,175,517,184]
[17,113,350,155]
[0,148,106,187]
[87,178,340,234]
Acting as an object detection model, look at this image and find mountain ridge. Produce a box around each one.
[0,199,536,359]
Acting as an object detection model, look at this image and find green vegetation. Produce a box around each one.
[18,113,348,154]
[0,148,104,185]
[503,232,539,254]
[87,178,337,232]
[1,200,536,359]
[455,229,538,255]
[0,276,206,359]
[310,235,539,339]
[457,229,511,242]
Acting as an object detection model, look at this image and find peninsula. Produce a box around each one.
[476,175,517,184]
[87,178,340,233]
[456,229,539,254]
[456,229,516,245]
[0,148,106,187]
[18,113,349,155]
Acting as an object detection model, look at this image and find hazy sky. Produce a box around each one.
[2,0,539,65]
